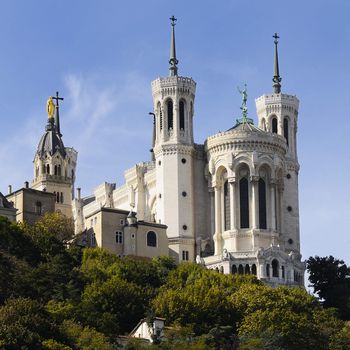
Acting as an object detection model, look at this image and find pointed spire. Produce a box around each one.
[272,33,282,94]
[169,16,179,76]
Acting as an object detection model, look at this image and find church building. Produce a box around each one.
[71,19,305,286]
[3,18,305,286]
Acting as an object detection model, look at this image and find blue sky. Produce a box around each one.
[0,0,349,267]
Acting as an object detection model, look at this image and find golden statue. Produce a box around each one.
[47,96,55,119]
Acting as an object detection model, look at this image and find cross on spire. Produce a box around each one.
[52,91,64,136]
[169,15,179,76]
[170,15,177,26]
[52,91,64,108]
[272,32,282,94]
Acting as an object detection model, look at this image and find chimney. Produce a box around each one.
[77,187,81,200]
[8,185,12,195]
[24,181,29,189]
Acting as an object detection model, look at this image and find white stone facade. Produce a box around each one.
[69,27,305,286]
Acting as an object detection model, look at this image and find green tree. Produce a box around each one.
[329,321,350,350]
[79,275,147,337]
[61,320,114,350]
[0,297,59,349]
[152,263,255,335]
[307,256,350,319]
[232,283,341,350]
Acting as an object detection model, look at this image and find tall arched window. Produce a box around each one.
[272,117,278,133]
[238,264,244,275]
[157,102,162,131]
[179,100,185,130]
[224,180,231,231]
[115,231,123,244]
[167,100,173,130]
[232,265,237,274]
[147,231,157,247]
[245,264,251,274]
[258,178,267,229]
[239,177,249,228]
[272,259,279,277]
[252,264,257,275]
[46,164,50,174]
[58,165,61,176]
[283,118,289,146]
[266,263,270,277]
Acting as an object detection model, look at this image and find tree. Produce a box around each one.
[152,263,256,335]
[232,283,341,350]
[307,256,350,319]
[0,297,58,349]
[329,321,350,350]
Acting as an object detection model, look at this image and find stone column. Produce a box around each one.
[213,185,222,255]
[270,180,277,231]
[209,187,215,237]
[250,176,259,229]
[229,178,237,230]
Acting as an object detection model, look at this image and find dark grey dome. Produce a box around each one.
[36,120,66,158]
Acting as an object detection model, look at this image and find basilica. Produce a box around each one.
[5,19,305,287]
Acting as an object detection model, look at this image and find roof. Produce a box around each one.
[36,120,66,158]
[0,192,15,209]
[227,117,264,133]
[6,187,56,198]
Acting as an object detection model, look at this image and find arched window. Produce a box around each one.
[258,178,267,229]
[115,231,123,244]
[157,102,162,131]
[283,118,289,146]
[239,177,249,228]
[282,266,285,279]
[245,264,251,274]
[179,100,185,130]
[54,165,58,175]
[272,117,278,133]
[238,264,244,275]
[46,164,50,174]
[56,192,60,203]
[232,265,237,274]
[266,263,270,277]
[35,201,42,214]
[60,192,64,204]
[167,100,173,130]
[147,231,157,247]
[252,264,257,275]
[224,180,231,231]
[58,165,61,176]
[272,259,279,277]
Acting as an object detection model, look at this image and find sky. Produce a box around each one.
[0,0,349,268]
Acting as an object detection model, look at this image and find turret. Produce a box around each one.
[31,93,77,217]
[151,17,197,261]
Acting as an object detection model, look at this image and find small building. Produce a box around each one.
[81,206,169,259]
[0,192,17,221]
[118,318,166,347]
[6,185,55,225]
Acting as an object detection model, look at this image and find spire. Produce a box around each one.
[272,33,282,94]
[169,16,178,76]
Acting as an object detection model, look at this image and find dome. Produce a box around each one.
[36,120,66,158]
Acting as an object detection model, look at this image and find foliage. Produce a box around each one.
[0,297,58,349]
[307,255,350,319]
[232,284,341,350]
[1,213,350,349]
[329,321,350,350]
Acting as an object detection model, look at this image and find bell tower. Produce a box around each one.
[31,93,77,218]
[152,17,197,262]
[255,34,301,254]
